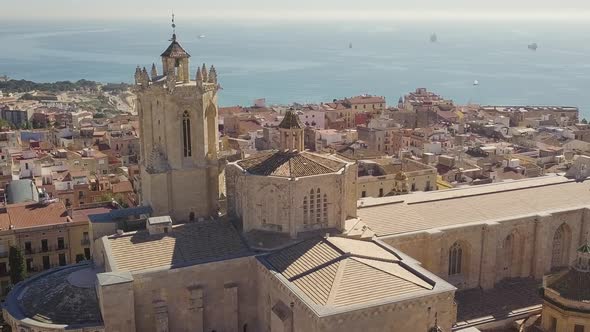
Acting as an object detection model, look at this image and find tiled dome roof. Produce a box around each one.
[237,151,346,178]
[161,35,190,58]
[278,110,304,129]
[14,264,102,326]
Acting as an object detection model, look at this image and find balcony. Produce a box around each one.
[81,239,91,246]
[24,244,69,255]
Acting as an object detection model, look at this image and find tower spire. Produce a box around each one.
[171,12,177,41]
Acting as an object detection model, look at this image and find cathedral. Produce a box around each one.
[4,22,590,332]
[226,111,357,247]
[135,27,222,221]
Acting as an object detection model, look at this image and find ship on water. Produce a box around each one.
[528,43,538,50]
[430,33,437,43]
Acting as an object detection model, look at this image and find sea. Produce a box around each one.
[1,19,590,119]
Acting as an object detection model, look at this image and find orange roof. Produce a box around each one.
[69,170,88,178]
[71,206,115,223]
[239,119,262,132]
[219,106,243,117]
[346,95,385,104]
[0,212,10,230]
[112,181,133,194]
[6,201,69,229]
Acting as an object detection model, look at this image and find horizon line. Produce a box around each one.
[3,10,590,22]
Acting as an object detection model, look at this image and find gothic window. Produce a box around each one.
[552,223,570,269]
[315,188,321,223]
[448,242,463,276]
[303,196,308,224]
[309,189,315,222]
[322,194,328,222]
[182,111,192,157]
[304,189,328,225]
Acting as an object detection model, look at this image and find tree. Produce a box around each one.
[0,118,10,129]
[8,246,26,285]
[582,118,588,124]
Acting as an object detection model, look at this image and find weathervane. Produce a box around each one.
[170,12,176,41]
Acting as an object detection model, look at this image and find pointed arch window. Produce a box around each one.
[315,188,321,223]
[322,193,328,222]
[551,223,570,269]
[303,188,328,225]
[309,189,315,222]
[448,242,463,276]
[303,196,308,225]
[182,111,192,157]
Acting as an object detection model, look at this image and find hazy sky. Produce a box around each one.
[3,0,590,21]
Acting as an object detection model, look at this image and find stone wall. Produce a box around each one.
[255,258,455,332]
[381,207,590,290]
[226,162,357,238]
[137,81,220,222]
[130,256,258,332]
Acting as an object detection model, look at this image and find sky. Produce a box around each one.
[2,0,590,21]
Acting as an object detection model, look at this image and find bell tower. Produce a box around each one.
[278,110,305,152]
[135,15,222,222]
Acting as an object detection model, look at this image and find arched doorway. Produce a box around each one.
[551,223,571,269]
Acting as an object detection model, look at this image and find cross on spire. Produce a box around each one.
[171,12,177,41]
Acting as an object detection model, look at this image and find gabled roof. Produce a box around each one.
[262,237,433,309]
[236,151,346,178]
[160,36,190,58]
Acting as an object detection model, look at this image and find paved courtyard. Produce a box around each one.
[454,278,542,329]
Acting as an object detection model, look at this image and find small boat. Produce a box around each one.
[198,34,206,39]
[473,80,479,86]
[430,33,437,43]
[349,42,353,49]
[528,43,538,50]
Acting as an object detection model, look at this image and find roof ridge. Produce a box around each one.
[288,254,347,282]
[407,178,572,206]
[326,258,347,305]
[350,257,431,290]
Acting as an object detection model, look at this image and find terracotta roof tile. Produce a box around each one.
[112,181,133,194]
[6,201,68,229]
[160,38,190,58]
[279,110,305,129]
[236,151,346,178]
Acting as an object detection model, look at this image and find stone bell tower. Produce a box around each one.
[135,16,221,222]
[278,110,305,152]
